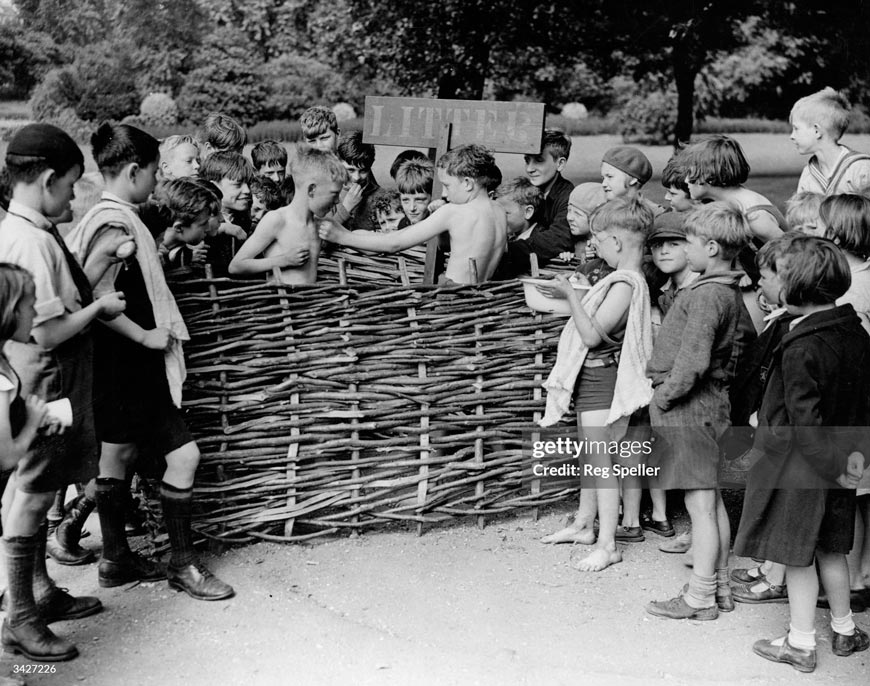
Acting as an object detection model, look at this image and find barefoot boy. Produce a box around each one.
[646,203,756,620]
[229,146,347,284]
[319,144,508,284]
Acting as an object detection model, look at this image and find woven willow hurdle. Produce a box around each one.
[168,248,578,543]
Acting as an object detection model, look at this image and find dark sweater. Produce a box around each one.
[493,174,575,278]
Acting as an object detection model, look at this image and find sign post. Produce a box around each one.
[362,96,545,283]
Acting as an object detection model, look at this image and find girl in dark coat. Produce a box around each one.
[734,236,870,672]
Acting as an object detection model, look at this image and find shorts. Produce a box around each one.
[96,380,193,459]
[573,363,617,413]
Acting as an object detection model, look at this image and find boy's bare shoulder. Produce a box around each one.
[256,207,302,235]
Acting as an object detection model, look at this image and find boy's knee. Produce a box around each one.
[166,443,200,475]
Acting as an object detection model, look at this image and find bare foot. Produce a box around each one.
[571,546,622,572]
[541,525,596,545]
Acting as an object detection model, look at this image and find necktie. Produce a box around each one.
[46,223,94,307]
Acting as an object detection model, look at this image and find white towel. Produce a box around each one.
[66,201,189,407]
[539,270,653,427]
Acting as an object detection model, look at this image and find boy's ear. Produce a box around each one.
[628,177,639,188]
[812,123,823,139]
[170,220,185,235]
[555,156,567,172]
[523,204,535,221]
[40,168,57,192]
[462,176,474,191]
[706,238,721,257]
[307,182,317,198]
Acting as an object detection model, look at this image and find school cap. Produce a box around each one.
[647,211,687,243]
[601,146,652,185]
[569,182,606,215]
[6,123,84,171]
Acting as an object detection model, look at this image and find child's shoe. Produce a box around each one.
[640,513,675,537]
[752,636,816,673]
[730,565,764,584]
[832,626,870,657]
[646,593,718,621]
[732,579,788,604]
[659,530,691,553]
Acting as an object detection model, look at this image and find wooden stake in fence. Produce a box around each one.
[273,267,301,538]
[529,253,543,520]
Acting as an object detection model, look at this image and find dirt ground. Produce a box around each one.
[1,505,867,686]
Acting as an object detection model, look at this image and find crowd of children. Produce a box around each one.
[0,85,868,673]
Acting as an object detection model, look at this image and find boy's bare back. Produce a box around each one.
[442,197,507,283]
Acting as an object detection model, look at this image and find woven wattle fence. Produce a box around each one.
[168,248,578,543]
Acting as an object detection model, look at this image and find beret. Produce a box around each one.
[648,211,687,242]
[7,123,84,172]
[601,146,653,185]
[568,182,607,215]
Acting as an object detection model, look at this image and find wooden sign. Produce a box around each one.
[362,96,544,154]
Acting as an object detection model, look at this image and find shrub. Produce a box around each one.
[560,103,588,120]
[610,74,679,146]
[332,102,357,123]
[176,27,269,127]
[263,53,350,120]
[72,42,140,122]
[139,92,179,127]
[29,67,81,122]
[42,107,93,143]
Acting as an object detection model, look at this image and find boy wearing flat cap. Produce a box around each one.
[0,124,127,661]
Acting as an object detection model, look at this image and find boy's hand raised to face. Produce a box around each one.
[342,183,364,212]
[837,451,866,488]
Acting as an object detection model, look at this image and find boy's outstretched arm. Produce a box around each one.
[229,212,309,275]
[319,205,454,254]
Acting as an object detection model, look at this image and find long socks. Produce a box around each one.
[160,482,195,569]
[95,478,129,561]
[4,535,38,627]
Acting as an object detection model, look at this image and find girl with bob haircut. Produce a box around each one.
[734,235,870,673]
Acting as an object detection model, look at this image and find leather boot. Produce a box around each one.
[46,494,96,566]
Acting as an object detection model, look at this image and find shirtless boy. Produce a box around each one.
[228,146,346,284]
[319,144,507,284]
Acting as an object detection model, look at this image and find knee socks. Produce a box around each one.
[95,477,129,562]
[3,535,38,627]
[160,482,195,569]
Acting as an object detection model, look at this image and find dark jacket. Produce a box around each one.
[734,304,870,565]
[648,271,756,412]
[492,173,574,278]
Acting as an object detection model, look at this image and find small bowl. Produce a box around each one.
[519,277,590,315]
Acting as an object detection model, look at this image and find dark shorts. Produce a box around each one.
[573,362,617,413]
[95,377,193,458]
[10,334,99,493]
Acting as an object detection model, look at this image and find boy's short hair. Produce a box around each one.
[756,232,802,272]
[0,262,34,341]
[337,131,375,170]
[683,135,750,187]
[5,123,85,184]
[785,191,823,232]
[790,87,851,140]
[291,145,348,185]
[541,128,571,161]
[159,134,199,159]
[154,177,221,227]
[371,188,403,217]
[92,122,159,177]
[683,201,752,260]
[199,151,255,185]
[589,197,655,240]
[300,106,338,138]
[820,193,870,259]
[200,112,246,154]
[250,175,283,211]
[495,176,543,213]
[777,235,851,305]
[390,150,428,179]
[661,154,690,194]
[251,140,288,171]
[395,159,434,196]
[437,144,496,183]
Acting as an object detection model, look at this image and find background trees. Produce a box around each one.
[2,0,869,144]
